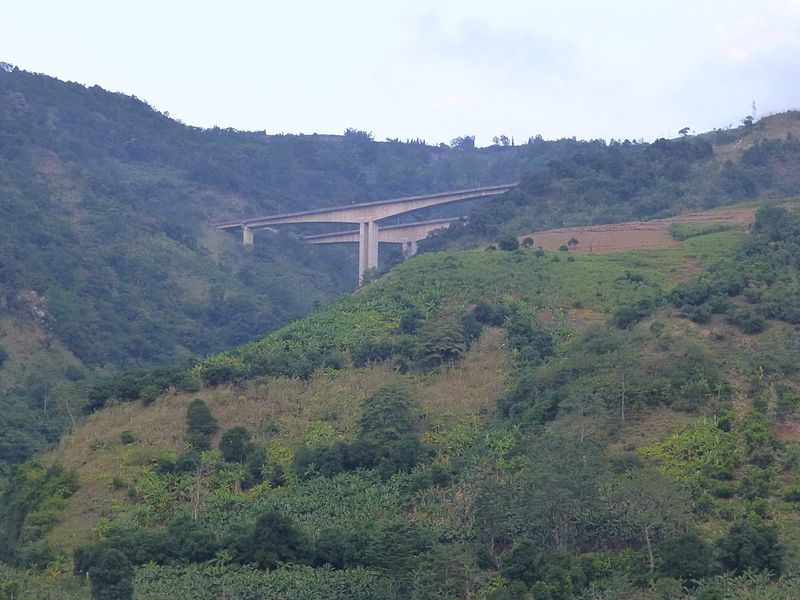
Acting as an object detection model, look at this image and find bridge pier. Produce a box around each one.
[243,226,254,246]
[358,221,380,283]
[402,240,418,258]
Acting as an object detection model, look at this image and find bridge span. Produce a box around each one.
[217,183,516,282]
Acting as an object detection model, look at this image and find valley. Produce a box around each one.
[3,66,800,599]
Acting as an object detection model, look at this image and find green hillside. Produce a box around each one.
[422,112,800,251]
[0,66,586,475]
[3,201,800,598]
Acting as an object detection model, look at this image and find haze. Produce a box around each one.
[2,0,799,144]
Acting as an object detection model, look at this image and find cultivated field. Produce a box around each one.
[522,206,758,253]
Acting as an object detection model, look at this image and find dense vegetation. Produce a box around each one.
[3,204,800,597]
[422,114,800,251]
[0,66,587,476]
[5,65,800,598]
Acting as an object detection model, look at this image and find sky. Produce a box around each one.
[2,0,799,146]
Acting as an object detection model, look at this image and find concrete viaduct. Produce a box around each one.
[216,183,516,282]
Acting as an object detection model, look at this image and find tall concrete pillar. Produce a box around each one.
[358,222,369,284]
[367,221,379,271]
[243,226,254,245]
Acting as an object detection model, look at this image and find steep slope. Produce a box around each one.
[5,201,800,598]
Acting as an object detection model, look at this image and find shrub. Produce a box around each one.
[729,310,766,334]
[415,317,468,368]
[119,431,135,445]
[473,301,511,326]
[782,485,800,502]
[351,337,395,367]
[506,314,554,365]
[139,385,159,406]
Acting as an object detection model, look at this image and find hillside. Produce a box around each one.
[0,66,586,475]
[4,201,800,598]
[422,112,800,252]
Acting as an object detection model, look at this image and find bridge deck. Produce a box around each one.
[216,183,516,230]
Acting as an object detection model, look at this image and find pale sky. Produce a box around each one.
[2,0,799,145]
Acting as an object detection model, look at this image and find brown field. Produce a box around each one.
[521,206,757,254]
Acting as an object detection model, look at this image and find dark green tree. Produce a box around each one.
[89,548,134,600]
[219,426,251,463]
[185,399,218,450]
[230,511,310,572]
[498,233,520,251]
[657,530,713,580]
[717,521,784,575]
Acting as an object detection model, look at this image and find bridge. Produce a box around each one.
[303,217,462,260]
[217,183,516,282]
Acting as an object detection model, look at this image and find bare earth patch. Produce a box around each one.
[521,207,757,254]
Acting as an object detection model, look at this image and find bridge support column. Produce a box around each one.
[242,226,253,246]
[358,221,380,284]
[402,240,418,259]
[358,222,369,284]
[368,221,379,271]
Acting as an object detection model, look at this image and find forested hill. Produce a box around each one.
[422,111,800,251]
[0,66,585,473]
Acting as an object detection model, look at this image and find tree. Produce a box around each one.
[219,426,252,463]
[717,521,784,575]
[498,233,520,251]
[89,548,134,600]
[450,135,476,150]
[522,236,534,249]
[679,127,691,137]
[230,511,311,572]
[608,468,689,572]
[186,399,218,450]
[568,237,579,247]
[416,317,468,367]
[657,530,712,580]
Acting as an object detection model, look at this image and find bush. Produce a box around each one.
[783,485,800,502]
[415,317,468,368]
[506,314,554,365]
[119,431,135,445]
[716,521,784,575]
[729,310,766,334]
[612,295,663,329]
[473,301,512,326]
